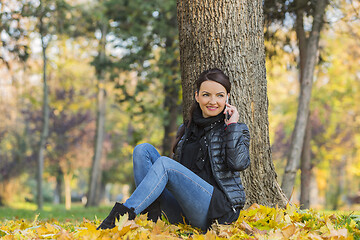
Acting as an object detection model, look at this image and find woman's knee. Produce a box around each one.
[156,156,177,170]
[133,143,153,158]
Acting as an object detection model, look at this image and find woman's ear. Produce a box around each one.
[195,91,199,102]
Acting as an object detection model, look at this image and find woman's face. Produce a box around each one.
[195,80,229,118]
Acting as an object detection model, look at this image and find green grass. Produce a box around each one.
[0,202,112,223]
[1,202,359,225]
[320,209,360,217]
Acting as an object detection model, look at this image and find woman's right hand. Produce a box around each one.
[224,103,239,125]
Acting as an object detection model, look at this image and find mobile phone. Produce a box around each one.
[226,96,231,120]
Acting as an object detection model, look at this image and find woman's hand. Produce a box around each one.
[224,103,239,125]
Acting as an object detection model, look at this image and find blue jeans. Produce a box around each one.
[123,143,214,230]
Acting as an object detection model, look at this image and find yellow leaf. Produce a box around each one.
[322,228,348,238]
[307,233,323,240]
[115,213,130,230]
[248,203,261,210]
[281,224,296,238]
[114,214,139,236]
[239,221,253,235]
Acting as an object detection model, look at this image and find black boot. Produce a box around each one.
[141,199,161,222]
[97,202,136,230]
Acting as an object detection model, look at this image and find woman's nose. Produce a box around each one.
[209,97,217,104]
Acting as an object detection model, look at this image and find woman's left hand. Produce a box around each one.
[224,103,239,125]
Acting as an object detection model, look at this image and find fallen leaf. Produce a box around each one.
[281,224,296,238]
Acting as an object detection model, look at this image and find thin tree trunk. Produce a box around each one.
[300,114,312,209]
[0,182,5,206]
[37,8,50,210]
[162,91,179,156]
[162,39,180,156]
[296,1,313,209]
[177,0,287,208]
[64,172,72,210]
[332,156,346,210]
[86,22,107,207]
[53,169,62,204]
[281,0,328,199]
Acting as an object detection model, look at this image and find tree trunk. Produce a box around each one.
[53,169,63,204]
[37,9,50,210]
[162,39,180,156]
[281,0,328,199]
[162,90,179,156]
[300,114,312,209]
[297,2,313,209]
[177,0,287,208]
[86,22,108,207]
[332,156,346,210]
[64,172,72,210]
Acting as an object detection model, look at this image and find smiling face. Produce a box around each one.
[195,80,230,118]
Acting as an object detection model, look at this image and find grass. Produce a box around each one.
[1,202,359,224]
[0,202,112,223]
[320,209,360,217]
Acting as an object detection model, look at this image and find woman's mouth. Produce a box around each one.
[206,106,218,111]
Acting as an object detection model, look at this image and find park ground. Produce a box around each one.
[1,202,360,239]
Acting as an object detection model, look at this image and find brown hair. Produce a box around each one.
[172,68,231,153]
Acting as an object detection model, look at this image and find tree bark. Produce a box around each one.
[281,0,328,199]
[86,22,107,207]
[300,114,312,209]
[177,0,287,208]
[37,7,50,210]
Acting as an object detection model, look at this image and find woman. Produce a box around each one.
[97,68,250,231]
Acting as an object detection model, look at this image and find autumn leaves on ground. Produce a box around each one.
[1,204,360,239]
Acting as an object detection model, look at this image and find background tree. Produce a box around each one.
[105,0,181,156]
[177,0,287,208]
[0,0,31,206]
[280,0,329,202]
[265,0,360,209]
[86,13,108,207]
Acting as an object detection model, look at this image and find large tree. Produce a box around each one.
[177,0,287,207]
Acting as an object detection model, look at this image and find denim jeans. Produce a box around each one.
[123,143,214,230]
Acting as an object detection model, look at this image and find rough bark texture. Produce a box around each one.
[177,0,287,208]
[281,0,328,199]
[86,23,107,207]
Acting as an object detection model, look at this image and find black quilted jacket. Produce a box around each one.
[173,122,250,209]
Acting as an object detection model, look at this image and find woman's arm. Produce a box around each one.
[224,123,250,171]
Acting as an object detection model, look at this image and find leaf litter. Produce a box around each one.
[0,203,359,239]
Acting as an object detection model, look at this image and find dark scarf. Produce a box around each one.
[182,104,225,158]
[180,104,225,183]
[191,104,225,134]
